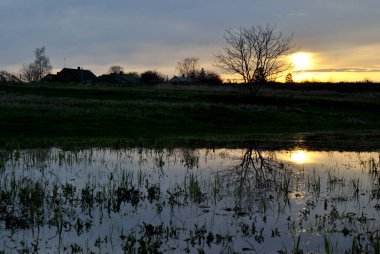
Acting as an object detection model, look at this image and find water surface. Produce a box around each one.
[0,148,379,253]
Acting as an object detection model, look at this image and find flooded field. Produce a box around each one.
[0,147,379,253]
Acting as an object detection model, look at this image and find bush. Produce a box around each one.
[140,70,166,84]
[0,71,22,83]
[196,69,223,85]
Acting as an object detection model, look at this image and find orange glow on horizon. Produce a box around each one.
[218,50,380,83]
[292,71,380,83]
[289,51,380,82]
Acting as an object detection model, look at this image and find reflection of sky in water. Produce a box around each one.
[1,148,379,253]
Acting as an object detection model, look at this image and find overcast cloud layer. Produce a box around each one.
[1,0,380,78]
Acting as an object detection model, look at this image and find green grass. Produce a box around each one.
[1,82,380,149]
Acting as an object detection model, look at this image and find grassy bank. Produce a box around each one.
[1,82,380,149]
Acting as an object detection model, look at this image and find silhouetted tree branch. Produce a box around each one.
[34,47,52,81]
[215,24,294,94]
[21,64,37,83]
[109,65,124,74]
[20,46,52,82]
[176,57,199,78]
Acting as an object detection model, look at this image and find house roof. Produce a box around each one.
[97,72,140,84]
[40,74,57,82]
[56,68,97,82]
[170,75,192,84]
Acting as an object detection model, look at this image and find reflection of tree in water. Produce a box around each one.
[218,148,289,189]
[216,146,293,211]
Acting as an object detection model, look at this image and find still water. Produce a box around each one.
[0,148,379,253]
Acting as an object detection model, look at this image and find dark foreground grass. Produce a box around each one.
[1,82,380,149]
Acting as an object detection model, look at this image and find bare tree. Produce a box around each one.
[215,24,294,94]
[176,57,199,78]
[34,47,52,80]
[20,46,52,82]
[20,64,37,82]
[109,65,124,74]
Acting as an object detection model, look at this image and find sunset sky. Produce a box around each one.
[1,0,380,82]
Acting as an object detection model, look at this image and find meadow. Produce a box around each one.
[0,82,380,149]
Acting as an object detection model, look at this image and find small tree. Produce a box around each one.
[215,24,294,94]
[285,73,294,83]
[33,47,52,80]
[109,65,124,74]
[198,68,206,81]
[176,57,199,78]
[20,64,37,83]
[196,68,223,84]
[20,46,52,82]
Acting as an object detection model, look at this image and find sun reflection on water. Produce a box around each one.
[290,150,308,164]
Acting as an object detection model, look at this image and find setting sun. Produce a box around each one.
[291,52,311,71]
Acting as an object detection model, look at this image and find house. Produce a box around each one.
[170,75,192,85]
[96,72,140,84]
[52,67,97,83]
[40,74,57,82]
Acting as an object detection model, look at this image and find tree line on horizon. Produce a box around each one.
[0,49,224,85]
[2,24,296,89]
